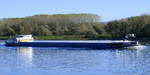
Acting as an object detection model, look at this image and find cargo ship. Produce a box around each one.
[5,35,138,49]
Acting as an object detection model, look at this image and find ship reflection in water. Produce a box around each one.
[16,47,33,67]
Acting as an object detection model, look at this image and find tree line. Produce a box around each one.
[107,14,150,38]
[0,13,150,38]
[0,14,105,37]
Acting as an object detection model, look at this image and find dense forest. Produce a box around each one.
[0,14,105,37]
[107,14,150,38]
[0,13,150,39]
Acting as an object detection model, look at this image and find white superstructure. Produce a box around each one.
[7,35,34,43]
[15,35,34,42]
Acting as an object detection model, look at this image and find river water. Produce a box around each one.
[0,41,150,75]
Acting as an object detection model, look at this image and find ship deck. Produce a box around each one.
[33,40,134,43]
[5,40,138,49]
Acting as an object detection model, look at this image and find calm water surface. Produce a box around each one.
[0,41,150,75]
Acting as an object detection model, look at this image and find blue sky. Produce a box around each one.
[0,0,150,21]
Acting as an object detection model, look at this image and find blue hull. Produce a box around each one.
[5,40,138,49]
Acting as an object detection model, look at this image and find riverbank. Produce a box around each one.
[0,34,112,40]
[135,38,150,45]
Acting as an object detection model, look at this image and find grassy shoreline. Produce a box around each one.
[0,34,112,40]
